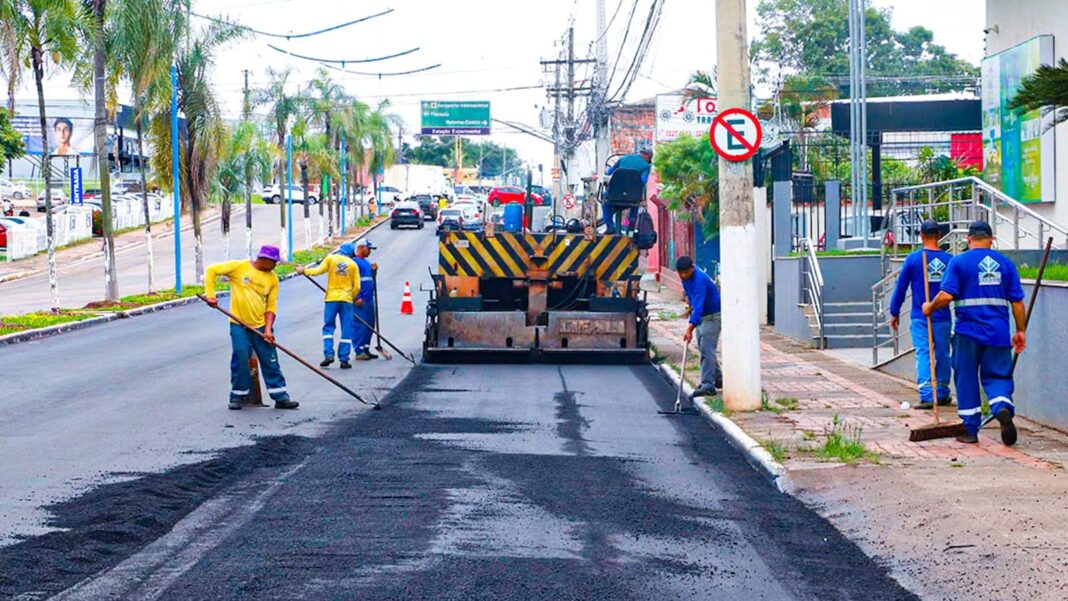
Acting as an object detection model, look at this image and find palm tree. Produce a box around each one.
[305,68,344,238]
[338,98,370,220]
[1009,58,1068,130]
[682,69,716,106]
[0,17,18,115]
[149,18,242,283]
[108,0,175,293]
[367,100,399,207]
[253,66,299,257]
[7,0,91,311]
[290,113,315,248]
[215,120,272,259]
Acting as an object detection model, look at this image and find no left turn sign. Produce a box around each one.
[709,107,763,162]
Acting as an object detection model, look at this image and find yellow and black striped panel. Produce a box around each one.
[438,232,640,281]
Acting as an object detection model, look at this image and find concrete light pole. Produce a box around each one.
[716,0,762,411]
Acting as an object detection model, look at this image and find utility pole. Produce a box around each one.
[541,27,595,205]
[242,68,253,258]
[552,59,563,200]
[716,0,762,411]
[593,0,611,184]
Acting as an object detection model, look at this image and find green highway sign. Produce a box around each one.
[420,101,491,135]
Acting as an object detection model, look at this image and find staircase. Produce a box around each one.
[822,301,889,348]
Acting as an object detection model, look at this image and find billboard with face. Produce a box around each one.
[11,115,95,156]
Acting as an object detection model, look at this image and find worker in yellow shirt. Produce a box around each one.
[205,245,298,411]
[297,242,361,369]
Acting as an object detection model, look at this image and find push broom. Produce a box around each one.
[197,294,381,409]
[910,237,1053,442]
[300,273,415,364]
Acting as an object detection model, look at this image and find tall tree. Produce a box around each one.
[305,68,344,239]
[214,120,272,259]
[1009,58,1068,129]
[367,101,399,199]
[252,66,298,257]
[89,0,119,301]
[108,0,176,293]
[0,107,25,161]
[751,0,977,96]
[7,0,91,311]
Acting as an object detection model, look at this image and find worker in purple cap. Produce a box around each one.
[205,245,298,411]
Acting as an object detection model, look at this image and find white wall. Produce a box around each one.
[986,0,1068,228]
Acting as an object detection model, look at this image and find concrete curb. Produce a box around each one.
[0,270,36,284]
[0,218,388,347]
[653,357,794,494]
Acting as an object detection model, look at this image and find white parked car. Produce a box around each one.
[36,188,68,211]
[377,185,405,206]
[261,184,317,205]
[0,178,31,200]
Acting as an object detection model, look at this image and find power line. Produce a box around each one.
[315,61,442,79]
[190,8,393,40]
[265,43,420,65]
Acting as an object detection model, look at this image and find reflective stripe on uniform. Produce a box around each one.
[989,396,1014,407]
[953,298,1010,309]
[958,407,983,416]
[322,335,334,339]
[231,389,250,395]
[267,387,287,394]
[339,339,352,344]
[360,277,374,282]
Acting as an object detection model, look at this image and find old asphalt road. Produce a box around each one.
[0,223,916,600]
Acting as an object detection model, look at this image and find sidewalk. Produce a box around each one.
[0,207,227,282]
[647,286,1068,601]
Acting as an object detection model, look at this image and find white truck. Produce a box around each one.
[384,164,450,200]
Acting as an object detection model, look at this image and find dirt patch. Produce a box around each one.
[82,300,140,310]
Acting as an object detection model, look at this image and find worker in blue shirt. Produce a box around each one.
[889,219,953,409]
[603,149,652,234]
[923,221,1026,445]
[677,255,722,397]
[348,239,379,361]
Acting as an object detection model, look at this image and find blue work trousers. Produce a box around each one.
[353,297,376,354]
[910,319,952,403]
[953,334,1015,435]
[602,201,638,234]
[322,301,354,361]
[229,323,289,402]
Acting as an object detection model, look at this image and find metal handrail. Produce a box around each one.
[890,177,1068,237]
[870,266,904,365]
[800,238,825,348]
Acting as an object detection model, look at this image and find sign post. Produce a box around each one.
[69,167,83,205]
[420,101,491,136]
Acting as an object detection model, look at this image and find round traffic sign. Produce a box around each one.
[562,193,576,209]
[709,108,763,162]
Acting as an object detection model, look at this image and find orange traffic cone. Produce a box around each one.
[400,280,414,315]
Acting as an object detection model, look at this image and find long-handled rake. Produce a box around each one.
[910,237,1053,441]
[300,273,415,364]
[660,340,701,416]
[197,294,381,409]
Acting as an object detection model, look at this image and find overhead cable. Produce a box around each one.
[266,43,420,65]
[190,8,393,40]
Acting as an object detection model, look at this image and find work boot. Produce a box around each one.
[339,360,352,369]
[228,399,243,411]
[355,352,374,361]
[996,408,1018,446]
[320,357,334,368]
[937,397,953,406]
[715,377,723,390]
[915,401,934,410]
[274,399,299,410]
[367,351,380,359]
[955,433,979,444]
[691,386,716,398]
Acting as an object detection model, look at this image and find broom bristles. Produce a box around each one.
[909,422,967,442]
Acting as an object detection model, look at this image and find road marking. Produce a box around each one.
[51,459,308,601]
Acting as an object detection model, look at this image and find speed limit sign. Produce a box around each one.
[562,193,576,209]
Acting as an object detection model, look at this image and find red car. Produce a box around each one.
[487,186,543,207]
[0,222,6,248]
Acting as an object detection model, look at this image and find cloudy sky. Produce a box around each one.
[22,0,986,172]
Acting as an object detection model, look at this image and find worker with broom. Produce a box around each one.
[889,219,954,409]
[676,255,722,398]
[349,239,379,361]
[205,245,299,411]
[923,221,1026,445]
[296,242,361,370]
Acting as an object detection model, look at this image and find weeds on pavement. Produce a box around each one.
[817,415,879,465]
[762,438,788,463]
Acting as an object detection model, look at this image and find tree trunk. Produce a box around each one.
[135,114,155,292]
[301,163,311,249]
[245,142,253,259]
[93,0,118,301]
[32,48,58,311]
[185,141,204,284]
[222,191,231,260]
[276,134,286,258]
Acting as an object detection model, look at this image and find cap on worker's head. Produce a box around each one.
[675,255,694,271]
[338,242,355,258]
[639,148,653,158]
[356,238,376,250]
[968,220,993,237]
[256,244,281,262]
[920,219,941,235]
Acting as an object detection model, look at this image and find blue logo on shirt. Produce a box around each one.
[928,257,946,282]
[336,262,349,275]
[978,256,1002,286]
